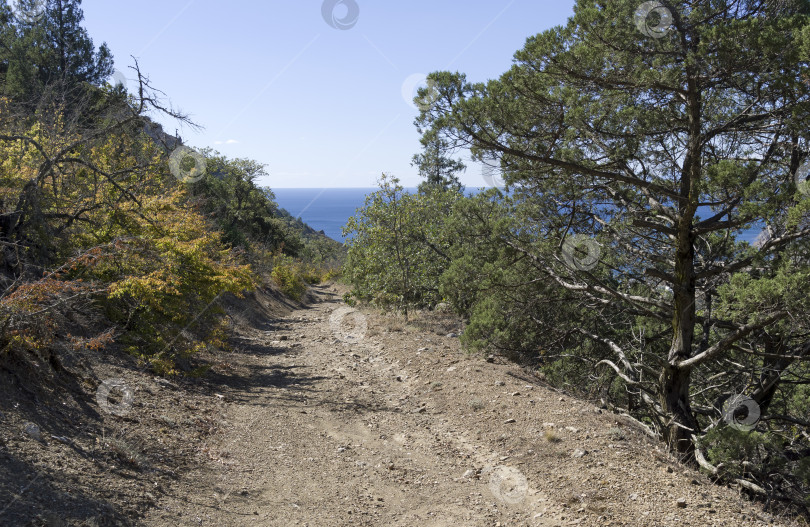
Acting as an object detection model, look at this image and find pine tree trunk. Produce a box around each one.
[661,66,702,454]
[660,365,697,453]
[661,237,700,453]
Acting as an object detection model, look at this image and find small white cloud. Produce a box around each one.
[213,139,240,145]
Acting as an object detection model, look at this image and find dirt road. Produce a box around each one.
[142,284,785,527]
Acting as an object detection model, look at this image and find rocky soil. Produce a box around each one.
[0,283,802,526]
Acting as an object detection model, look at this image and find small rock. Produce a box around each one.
[462,469,474,478]
[486,355,495,363]
[676,498,687,508]
[565,426,580,433]
[629,493,638,501]
[511,392,520,397]
[572,449,587,458]
[447,333,459,338]
[666,466,674,473]
[337,447,346,453]
[418,347,428,352]
[495,381,505,386]
[504,418,516,424]
[154,377,179,390]
[395,376,402,382]
[280,336,289,341]
[23,423,43,442]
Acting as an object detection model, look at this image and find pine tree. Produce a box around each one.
[411,129,465,192]
[0,0,112,103]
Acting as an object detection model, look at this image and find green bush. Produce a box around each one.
[700,427,785,480]
[271,258,307,301]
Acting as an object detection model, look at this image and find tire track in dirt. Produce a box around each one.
[144,284,792,527]
[144,285,556,526]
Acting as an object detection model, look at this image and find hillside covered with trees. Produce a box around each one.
[344,0,810,516]
[0,0,343,376]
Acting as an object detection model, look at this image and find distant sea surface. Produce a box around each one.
[272,188,380,242]
[272,188,762,245]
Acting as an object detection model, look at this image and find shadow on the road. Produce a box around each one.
[0,448,132,526]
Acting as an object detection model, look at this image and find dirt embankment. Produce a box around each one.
[0,284,800,526]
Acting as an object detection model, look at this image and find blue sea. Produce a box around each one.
[272,188,762,245]
[273,188,379,242]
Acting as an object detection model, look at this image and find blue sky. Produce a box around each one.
[81,0,577,188]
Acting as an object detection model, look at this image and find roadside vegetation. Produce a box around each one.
[343,0,810,516]
[0,0,343,377]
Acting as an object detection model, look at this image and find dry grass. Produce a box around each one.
[607,427,626,441]
[468,398,485,411]
[106,437,146,468]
